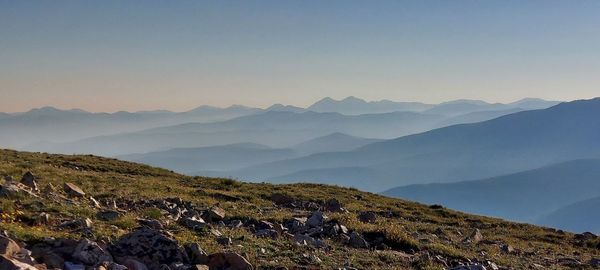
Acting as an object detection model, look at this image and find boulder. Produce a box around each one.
[358,211,377,223]
[20,172,38,192]
[63,183,85,197]
[465,229,483,244]
[179,217,206,230]
[0,235,21,256]
[348,232,369,248]
[270,193,294,205]
[122,258,148,270]
[72,239,113,265]
[137,219,163,230]
[97,210,122,221]
[449,264,487,270]
[184,243,209,265]
[203,206,225,222]
[324,198,344,212]
[109,227,188,268]
[0,255,38,270]
[307,211,327,228]
[208,252,253,270]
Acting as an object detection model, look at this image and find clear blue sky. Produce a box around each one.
[1,0,600,112]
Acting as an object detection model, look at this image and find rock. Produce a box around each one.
[255,229,278,239]
[137,219,163,230]
[109,227,188,268]
[500,244,515,254]
[228,220,243,228]
[0,235,21,256]
[63,183,85,197]
[64,261,85,270]
[306,211,327,228]
[465,229,483,244]
[449,264,486,270]
[20,172,38,192]
[358,211,377,223]
[270,193,294,205]
[97,210,122,221]
[89,197,101,208]
[208,252,253,270]
[60,218,93,230]
[216,236,232,246]
[122,259,148,270]
[33,213,50,226]
[40,252,64,269]
[72,239,112,265]
[179,217,206,230]
[348,232,369,248]
[185,243,209,265]
[324,198,344,212]
[192,265,209,270]
[203,206,225,222]
[0,181,37,198]
[0,255,38,270]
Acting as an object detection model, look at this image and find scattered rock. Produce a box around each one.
[122,258,148,270]
[348,232,369,248]
[109,227,188,268]
[217,236,232,246]
[72,239,112,265]
[137,218,163,230]
[0,255,38,270]
[203,206,225,222]
[185,243,209,265]
[358,211,377,223]
[64,261,85,270]
[0,235,21,256]
[500,244,515,254]
[270,193,294,205]
[208,252,253,270]
[307,211,327,228]
[465,229,483,244]
[63,183,85,197]
[20,172,38,192]
[179,217,206,230]
[97,210,122,221]
[324,198,345,212]
[449,264,486,270]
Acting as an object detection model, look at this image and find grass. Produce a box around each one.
[0,149,598,269]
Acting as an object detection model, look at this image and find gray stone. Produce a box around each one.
[63,183,85,197]
[72,239,112,265]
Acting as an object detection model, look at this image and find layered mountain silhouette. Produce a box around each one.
[538,196,600,234]
[27,110,446,156]
[0,105,260,149]
[119,143,297,174]
[382,159,600,226]
[226,98,600,192]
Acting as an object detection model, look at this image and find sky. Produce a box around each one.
[1,0,600,112]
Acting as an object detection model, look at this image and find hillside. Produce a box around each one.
[1,149,598,269]
[292,133,382,155]
[119,143,298,174]
[229,98,600,192]
[0,105,260,149]
[538,196,600,234]
[29,111,446,156]
[382,159,600,230]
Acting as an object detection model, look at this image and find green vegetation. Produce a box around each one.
[0,149,598,269]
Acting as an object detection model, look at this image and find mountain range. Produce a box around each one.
[224,98,600,193]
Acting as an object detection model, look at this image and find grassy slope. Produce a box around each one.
[0,149,598,269]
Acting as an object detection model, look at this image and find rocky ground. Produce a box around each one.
[0,149,599,269]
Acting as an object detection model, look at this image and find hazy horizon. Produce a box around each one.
[0,95,570,114]
[2,1,600,112]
